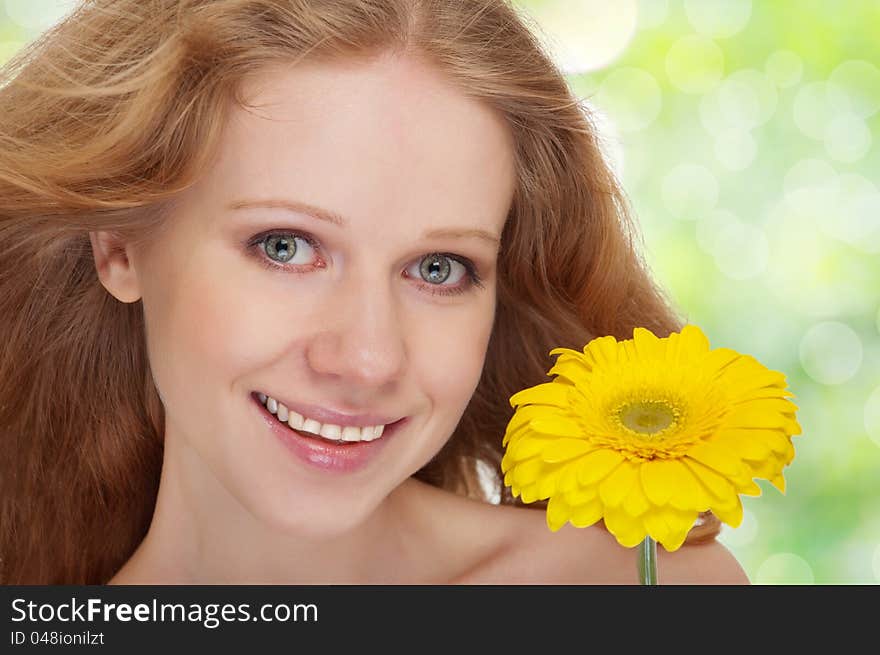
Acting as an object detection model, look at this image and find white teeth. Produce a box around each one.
[319,423,342,439]
[340,426,362,442]
[287,409,305,430]
[259,393,389,443]
[302,418,322,434]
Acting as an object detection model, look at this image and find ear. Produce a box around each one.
[88,230,143,303]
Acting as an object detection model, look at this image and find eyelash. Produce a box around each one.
[245,229,485,297]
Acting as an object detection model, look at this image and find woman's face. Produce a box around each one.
[120,54,516,537]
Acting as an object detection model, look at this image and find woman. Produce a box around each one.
[0,0,748,584]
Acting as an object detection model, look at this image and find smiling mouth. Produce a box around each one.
[253,392,404,446]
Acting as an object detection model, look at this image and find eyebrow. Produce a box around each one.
[228,198,501,246]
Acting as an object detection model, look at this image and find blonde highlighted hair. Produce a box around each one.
[0,0,719,584]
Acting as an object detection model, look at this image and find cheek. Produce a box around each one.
[139,252,268,415]
[413,301,495,412]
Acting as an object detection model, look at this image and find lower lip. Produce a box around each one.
[251,392,406,474]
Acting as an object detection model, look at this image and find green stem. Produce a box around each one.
[637,536,658,585]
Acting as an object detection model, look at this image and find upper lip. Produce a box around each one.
[256,391,405,428]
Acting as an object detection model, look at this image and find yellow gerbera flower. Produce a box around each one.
[501,324,802,552]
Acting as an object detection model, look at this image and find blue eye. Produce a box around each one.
[246,230,484,297]
[260,233,318,266]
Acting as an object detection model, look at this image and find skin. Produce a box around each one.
[91,51,749,584]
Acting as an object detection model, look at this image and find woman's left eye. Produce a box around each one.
[247,230,484,297]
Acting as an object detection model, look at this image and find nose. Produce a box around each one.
[306,269,407,389]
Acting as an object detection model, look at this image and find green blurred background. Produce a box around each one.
[3,1,878,584]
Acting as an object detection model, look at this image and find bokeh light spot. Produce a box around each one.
[793,82,841,140]
[594,67,662,132]
[665,35,724,94]
[718,508,758,548]
[713,129,756,170]
[700,69,776,136]
[661,164,719,220]
[713,220,768,279]
[824,112,872,163]
[755,552,814,584]
[765,50,803,88]
[695,208,739,255]
[519,0,638,74]
[823,174,880,252]
[765,197,876,318]
[799,321,863,385]
[637,0,669,29]
[684,0,752,39]
[783,158,837,197]
[828,59,880,119]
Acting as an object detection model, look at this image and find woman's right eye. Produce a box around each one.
[250,231,320,270]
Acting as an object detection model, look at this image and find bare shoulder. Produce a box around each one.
[467,501,750,585]
[656,537,750,585]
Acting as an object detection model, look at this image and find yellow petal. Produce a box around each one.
[569,499,604,528]
[687,440,750,480]
[520,484,541,504]
[713,428,773,461]
[534,463,569,498]
[682,458,735,501]
[500,450,514,474]
[603,506,647,548]
[729,397,799,415]
[557,462,584,493]
[747,453,787,482]
[762,430,795,456]
[622,472,651,517]
[505,433,556,462]
[711,494,744,528]
[640,458,686,506]
[530,416,585,438]
[643,506,696,552]
[583,335,621,368]
[509,457,546,487]
[575,449,626,486]
[503,405,553,445]
[734,476,762,497]
[546,495,572,531]
[722,360,789,392]
[702,346,742,375]
[548,355,595,387]
[632,327,662,359]
[770,473,786,493]
[721,405,800,431]
[540,438,595,463]
[564,484,599,505]
[667,463,712,511]
[509,382,570,409]
[598,460,639,507]
[549,346,584,360]
[680,324,711,355]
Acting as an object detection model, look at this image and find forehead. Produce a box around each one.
[197,53,516,236]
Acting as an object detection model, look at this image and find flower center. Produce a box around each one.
[615,400,678,437]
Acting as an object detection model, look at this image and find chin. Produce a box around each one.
[238,484,382,540]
